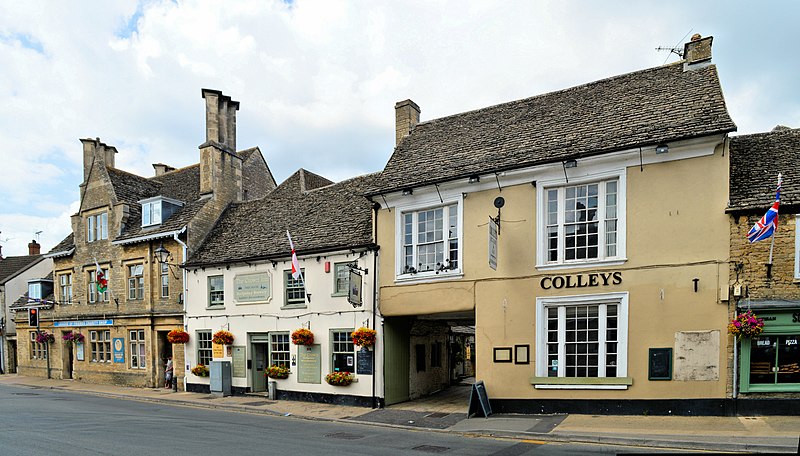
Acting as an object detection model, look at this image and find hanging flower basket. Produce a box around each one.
[351,327,377,348]
[212,330,234,345]
[167,329,190,344]
[35,331,55,344]
[62,332,85,344]
[291,328,314,346]
[266,365,290,379]
[728,310,765,338]
[191,364,209,377]
[325,371,353,386]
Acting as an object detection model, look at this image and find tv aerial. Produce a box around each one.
[656,28,693,64]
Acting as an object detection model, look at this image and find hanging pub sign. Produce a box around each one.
[348,269,362,308]
[540,272,622,290]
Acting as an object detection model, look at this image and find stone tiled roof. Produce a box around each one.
[46,233,75,257]
[267,169,334,200]
[368,62,736,195]
[240,147,278,190]
[10,272,53,309]
[0,255,43,284]
[728,127,800,213]
[114,164,207,242]
[186,172,378,267]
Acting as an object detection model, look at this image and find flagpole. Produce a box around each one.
[286,231,310,303]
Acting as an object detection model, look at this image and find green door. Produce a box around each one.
[252,343,268,392]
[384,317,412,405]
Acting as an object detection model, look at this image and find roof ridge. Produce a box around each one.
[149,162,200,179]
[107,166,161,186]
[305,171,381,193]
[732,128,800,140]
[416,61,689,128]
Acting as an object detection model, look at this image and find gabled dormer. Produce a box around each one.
[27,277,53,302]
[139,196,184,227]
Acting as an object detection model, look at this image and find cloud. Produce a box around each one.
[0,0,798,256]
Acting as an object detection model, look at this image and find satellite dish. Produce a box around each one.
[493,197,505,209]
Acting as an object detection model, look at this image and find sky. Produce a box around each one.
[0,0,798,257]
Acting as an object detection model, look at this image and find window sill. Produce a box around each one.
[206,305,226,310]
[331,292,348,298]
[536,258,627,271]
[281,304,307,310]
[395,270,463,285]
[530,376,632,390]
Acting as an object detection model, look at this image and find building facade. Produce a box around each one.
[368,36,747,414]
[183,170,383,407]
[727,127,800,413]
[0,241,51,374]
[14,89,275,388]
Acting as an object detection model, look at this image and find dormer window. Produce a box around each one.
[28,282,42,300]
[139,196,183,228]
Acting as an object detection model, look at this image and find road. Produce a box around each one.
[0,384,681,455]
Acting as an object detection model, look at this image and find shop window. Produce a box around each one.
[270,333,290,368]
[536,293,628,383]
[537,173,626,268]
[331,330,355,373]
[90,330,111,362]
[130,330,146,369]
[749,335,800,385]
[197,330,212,366]
[795,215,800,280]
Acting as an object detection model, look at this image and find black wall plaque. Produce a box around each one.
[356,347,373,375]
[648,347,672,380]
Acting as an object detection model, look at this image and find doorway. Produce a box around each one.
[61,331,74,379]
[157,331,170,388]
[8,340,16,373]
[252,342,268,392]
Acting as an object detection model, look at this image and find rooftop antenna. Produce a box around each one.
[34,231,43,242]
[656,28,693,64]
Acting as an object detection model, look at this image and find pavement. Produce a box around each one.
[1,374,799,454]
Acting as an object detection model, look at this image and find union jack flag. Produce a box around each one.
[747,174,782,243]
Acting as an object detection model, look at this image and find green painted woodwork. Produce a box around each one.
[384,317,412,405]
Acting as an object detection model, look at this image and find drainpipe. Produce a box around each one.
[371,202,380,409]
[174,227,188,392]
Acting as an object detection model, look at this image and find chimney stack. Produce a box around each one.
[683,34,713,70]
[80,138,118,183]
[152,163,176,176]
[395,99,420,146]
[201,89,240,152]
[28,240,40,255]
[199,89,244,199]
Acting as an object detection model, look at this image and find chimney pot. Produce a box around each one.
[395,99,421,146]
[28,240,40,256]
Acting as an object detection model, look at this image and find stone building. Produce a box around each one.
[14,89,275,389]
[727,126,800,412]
[0,240,51,374]
[368,35,746,414]
[182,169,383,407]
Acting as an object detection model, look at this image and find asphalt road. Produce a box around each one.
[0,384,680,455]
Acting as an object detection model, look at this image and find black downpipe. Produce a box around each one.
[371,202,380,409]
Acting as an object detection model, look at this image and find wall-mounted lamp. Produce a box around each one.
[402,188,413,196]
[468,175,480,183]
[655,144,669,154]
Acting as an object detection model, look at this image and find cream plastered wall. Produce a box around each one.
[378,141,731,399]
[184,251,382,398]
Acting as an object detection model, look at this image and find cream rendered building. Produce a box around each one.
[369,36,742,414]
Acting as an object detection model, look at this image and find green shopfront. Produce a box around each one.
[739,306,800,393]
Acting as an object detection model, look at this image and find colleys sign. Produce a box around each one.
[540,272,622,290]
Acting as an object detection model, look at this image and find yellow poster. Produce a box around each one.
[212,342,224,359]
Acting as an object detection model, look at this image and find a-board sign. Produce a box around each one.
[356,347,373,375]
[467,380,492,418]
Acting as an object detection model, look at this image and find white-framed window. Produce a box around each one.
[127,264,144,300]
[30,332,47,359]
[331,329,355,373]
[130,329,145,369]
[59,273,72,304]
[208,275,224,307]
[160,263,169,298]
[284,270,305,306]
[86,212,108,242]
[28,282,42,300]
[197,330,212,366]
[537,172,626,268]
[794,215,799,280]
[142,201,162,226]
[333,263,350,295]
[536,292,628,386]
[88,269,109,303]
[270,333,290,368]
[90,330,111,362]
[398,201,461,277]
